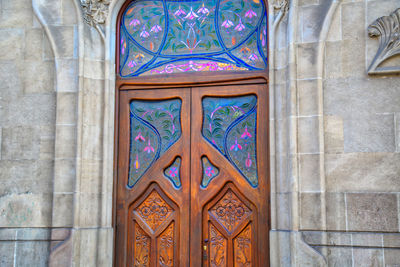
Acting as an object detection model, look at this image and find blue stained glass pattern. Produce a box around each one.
[202,95,258,187]
[201,156,219,188]
[120,0,268,77]
[164,157,182,188]
[129,99,182,187]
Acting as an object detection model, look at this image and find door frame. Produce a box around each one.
[113,74,270,266]
[114,2,270,265]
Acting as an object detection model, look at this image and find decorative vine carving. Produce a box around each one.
[158,223,174,267]
[368,8,400,74]
[80,0,110,26]
[134,224,151,267]
[234,224,252,266]
[210,225,226,267]
[136,190,173,232]
[210,189,251,233]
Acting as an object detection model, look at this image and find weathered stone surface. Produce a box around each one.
[24,28,44,61]
[324,41,342,79]
[56,92,77,125]
[342,2,365,40]
[344,113,395,152]
[62,0,78,25]
[298,79,319,116]
[6,94,56,126]
[297,42,319,79]
[346,193,398,232]
[55,125,76,159]
[300,2,331,43]
[384,249,400,266]
[298,116,320,154]
[52,193,73,227]
[324,115,344,153]
[299,154,321,192]
[0,193,52,227]
[326,193,346,231]
[0,242,14,266]
[0,8,33,28]
[396,113,400,152]
[325,247,352,266]
[326,4,341,42]
[0,29,24,60]
[341,38,366,78]
[353,248,384,267]
[24,60,55,94]
[324,77,400,116]
[16,241,50,266]
[326,153,400,192]
[1,126,40,160]
[273,192,291,230]
[300,193,322,230]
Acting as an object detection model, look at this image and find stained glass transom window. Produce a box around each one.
[119,0,268,77]
[202,95,258,187]
[129,99,182,187]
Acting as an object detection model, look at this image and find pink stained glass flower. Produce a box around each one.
[185,7,199,20]
[245,9,257,19]
[235,19,245,31]
[134,132,145,142]
[150,24,162,33]
[249,53,259,61]
[222,19,234,28]
[245,153,252,168]
[241,126,252,139]
[129,18,141,27]
[174,5,186,16]
[197,4,209,15]
[134,154,140,170]
[168,167,178,177]
[128,60,137,68]
[205,167,215,177]
[144,139,155,153]
[140,26,150,38]
[230,137,242,151]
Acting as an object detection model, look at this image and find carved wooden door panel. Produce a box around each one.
[116,89,191,267]
[115,83,269,266]
[190,84,269,267]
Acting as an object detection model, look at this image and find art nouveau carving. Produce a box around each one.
[80,0,110,26]
[368,8,400,74]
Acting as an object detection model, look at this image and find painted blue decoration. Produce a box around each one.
[201,156,219,188]
[164,157,182,188]
[129,99,182,188]
[202,95,258,187]
[120,0,268,77]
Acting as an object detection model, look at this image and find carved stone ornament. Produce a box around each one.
[80,0,110,26]
[368,8,400,74]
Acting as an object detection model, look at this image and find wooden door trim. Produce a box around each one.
[115,89,191,267]
[190,84,270,267]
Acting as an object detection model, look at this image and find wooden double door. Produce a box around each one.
[115,82,269,266]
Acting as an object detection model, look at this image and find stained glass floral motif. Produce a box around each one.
[201,156,219,188]
[120,0,268,77]
[164,157,182,188]
[129,99,182,187]
[202,95,258,187]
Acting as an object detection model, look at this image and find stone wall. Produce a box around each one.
[0,0,399,266]
[295,0,400,265]
[0,0,56,265]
